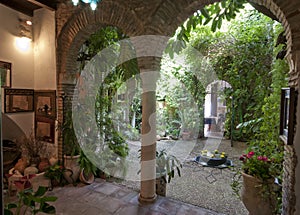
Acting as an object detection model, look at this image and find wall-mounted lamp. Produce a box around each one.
[72,0,101,10]
[19,18,33,41]
[15,18,33,51]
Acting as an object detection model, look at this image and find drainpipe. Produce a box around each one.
[60,92,67,165]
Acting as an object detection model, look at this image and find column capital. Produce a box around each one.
[138,56,161,92]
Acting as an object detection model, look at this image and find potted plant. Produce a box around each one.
[44,163,66,188]
[232,148,282,215]
[16,131,46,167]
[78,149,97,184]
[61,110,81,184]
[155,149,182,196]
[5,174,57,215]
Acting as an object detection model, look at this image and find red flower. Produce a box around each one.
[247,151,255,158]
[257,156,263,161]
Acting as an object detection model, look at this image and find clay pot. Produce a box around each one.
[79,168,94,184]
[156,174,167,196]
[24,165,39,175]
[63,155,80,184]
[49,157,58,166]
[241,172,276,215]
[14,158,28,174]
[38,158,50,172]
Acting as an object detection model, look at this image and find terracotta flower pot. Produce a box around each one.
[241,172,276,215]
[156,174,167,196]
[79,168,94,184]
[63,155,80,184]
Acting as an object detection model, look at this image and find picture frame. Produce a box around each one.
[34,90,56,119]
[4,88,34,113]
[35,116,55,143]
[280,87,297,145]
[0,61,12,88]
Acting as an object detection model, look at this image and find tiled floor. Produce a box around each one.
[46,178,225,215]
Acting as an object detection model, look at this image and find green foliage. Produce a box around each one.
[62,109,80,156]
[166,0,247,57]
[4,186,57,215]
[240,151,276,180]
[156,149,182,183]
[78,149,97,176]
[230,24,288,213]
[44,163,66,184]
[158,54,206,138]
[186,10,276,140]
[80,26,140,158]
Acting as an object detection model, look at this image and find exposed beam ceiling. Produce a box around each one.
[0,0,57,17]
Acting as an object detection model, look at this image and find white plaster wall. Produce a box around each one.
[0,4,34,136]
[33,9,56,90]
[33,8,58,158]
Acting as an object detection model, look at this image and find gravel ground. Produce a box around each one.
[112,135,248,215]
[166,137,248,215]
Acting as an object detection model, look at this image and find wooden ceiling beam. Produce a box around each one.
[0,0,34,16]
[26,0,56,11]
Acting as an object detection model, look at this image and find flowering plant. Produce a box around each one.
[239,150,275,180]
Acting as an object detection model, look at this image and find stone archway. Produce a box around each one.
[56,0,300,213]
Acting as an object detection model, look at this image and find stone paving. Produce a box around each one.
[46,178,225,215]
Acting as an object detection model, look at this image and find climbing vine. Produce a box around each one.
[79,26,140,157]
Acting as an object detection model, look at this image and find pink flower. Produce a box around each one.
[262,156,268,162]
[257,156,263,161]
[247,151,255,158]
[239,156,245,161]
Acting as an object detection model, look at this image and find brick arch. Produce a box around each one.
[56,1,144,160]
[57,1,144,82]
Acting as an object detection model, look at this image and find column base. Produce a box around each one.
[138,193,157,204]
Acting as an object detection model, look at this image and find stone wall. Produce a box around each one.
[283,145,297,214]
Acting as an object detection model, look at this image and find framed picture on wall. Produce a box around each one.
[34,90,56,119]
[4,88,34,113]
[0,61,12,88]
[35,116,55,143]
[280,87,297,145]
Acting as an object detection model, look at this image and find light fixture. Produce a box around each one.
[72,0,101,10]
[18,18,33,41]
